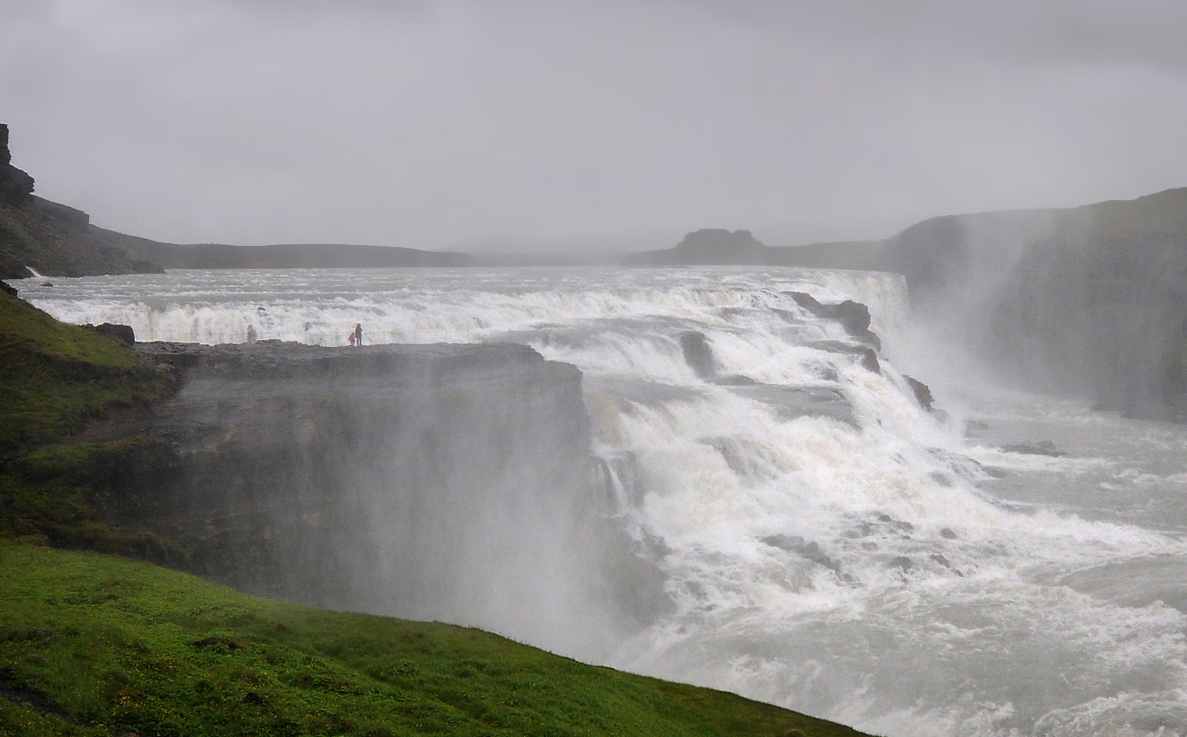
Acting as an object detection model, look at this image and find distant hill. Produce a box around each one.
[623,227,881,268]
[97,229,473,269]
[625,188,1187,422]
[0,124,471,277]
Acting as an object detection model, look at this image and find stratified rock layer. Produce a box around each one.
[119,341,593,615]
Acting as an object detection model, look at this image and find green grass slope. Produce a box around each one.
[0,286,172,453]
[0,545,871,737]
[0,199,160,278]
[0,286,180,557]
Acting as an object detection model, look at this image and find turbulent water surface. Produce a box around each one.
[17,267,1187,737]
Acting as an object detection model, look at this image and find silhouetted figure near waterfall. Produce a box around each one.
[354,323,363,347]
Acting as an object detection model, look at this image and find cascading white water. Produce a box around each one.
[14,266,1187,737]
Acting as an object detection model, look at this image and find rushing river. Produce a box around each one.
[14,267,1187,737]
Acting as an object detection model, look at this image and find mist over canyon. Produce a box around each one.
[7,118,1187,735]
[7,263,1187,737]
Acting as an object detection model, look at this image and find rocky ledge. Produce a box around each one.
[111,341,593,615]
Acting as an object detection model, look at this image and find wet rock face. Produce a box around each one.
[787,292,882,350]
[1001,440,1064,457]
[82,323,136,346]
[679,331,717,379]
[123,342,594,613]
[904,375,935,412]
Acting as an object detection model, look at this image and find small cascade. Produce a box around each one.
[589,450,643,517]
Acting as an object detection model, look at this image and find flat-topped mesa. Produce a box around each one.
[673,228,766,264]
[624,228,768,265]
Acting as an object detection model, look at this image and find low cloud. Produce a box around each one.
[3,0,1184,251]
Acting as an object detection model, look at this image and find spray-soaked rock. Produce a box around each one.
[728,384,857,427]
[1001,440,1064,457]
[762,534,841,572]
[861,348,880,374]
[121,341,639,649]
[679,331,717,379]
[787,291,882,350]
[904,375,935,412]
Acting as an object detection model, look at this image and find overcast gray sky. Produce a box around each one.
[2,0,1185,252]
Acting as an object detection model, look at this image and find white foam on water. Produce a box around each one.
[13,266,1187,736]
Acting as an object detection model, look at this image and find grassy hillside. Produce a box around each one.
[0,198,160,278]
[0,286,172,453]
[0,544,869,737]
[0,286,179,557]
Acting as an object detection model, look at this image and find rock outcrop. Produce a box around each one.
[82,322,136,346]
[0,124,34,206]
[107,341,601,623]
[679,331,717,379]
[904,376,935,412]
[788,291,881,350]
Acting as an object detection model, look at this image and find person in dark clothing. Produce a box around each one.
[354,323,363,346]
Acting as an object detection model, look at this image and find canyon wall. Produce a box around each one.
[111,341,631,648]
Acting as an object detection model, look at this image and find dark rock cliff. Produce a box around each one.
[101,340,623,640]
[885,189,1187,420]
[0,124,34,207]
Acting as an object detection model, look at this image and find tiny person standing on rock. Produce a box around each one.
[347,328,356,346]
[354,323,363,347]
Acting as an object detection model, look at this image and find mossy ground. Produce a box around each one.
[0,544,869,737]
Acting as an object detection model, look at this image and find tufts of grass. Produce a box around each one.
[0,544,873,737]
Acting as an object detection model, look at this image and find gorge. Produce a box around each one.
[6,119,1187,735]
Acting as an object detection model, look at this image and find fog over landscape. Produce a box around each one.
[3,0,1187,251]
[7,3,1187,737]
